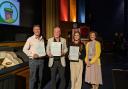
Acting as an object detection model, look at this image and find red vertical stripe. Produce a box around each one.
[60,0,68,21]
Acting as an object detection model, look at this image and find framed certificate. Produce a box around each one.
[51,42,61,56]
[69,46,79,61]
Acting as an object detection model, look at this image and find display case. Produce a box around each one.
[0,42,29,89]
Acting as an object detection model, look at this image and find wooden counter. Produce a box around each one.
[0,63,29,89]
[0,41,25,47]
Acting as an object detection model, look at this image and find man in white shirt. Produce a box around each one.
[23,25,46,89]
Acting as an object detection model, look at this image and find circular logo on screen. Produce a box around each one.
[0,1,18,23]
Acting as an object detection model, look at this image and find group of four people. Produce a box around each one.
[23,25,102,89]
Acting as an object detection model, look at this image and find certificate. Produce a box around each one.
[69,46,79,60]
[51,42,61,56]
[34,43,45,56]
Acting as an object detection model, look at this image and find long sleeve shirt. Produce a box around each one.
[23,35,46,58]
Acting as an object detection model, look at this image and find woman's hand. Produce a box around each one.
[48,52,53,58]
[87,62,91,67]
[61,50,65,56]
[85,60,91,67]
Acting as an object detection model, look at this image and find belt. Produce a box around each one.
[54,56,60,61]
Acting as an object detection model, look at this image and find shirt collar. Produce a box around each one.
[33,35,42,40]
[54,37,61,42]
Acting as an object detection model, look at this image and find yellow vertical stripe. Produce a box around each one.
[70,0,76,22]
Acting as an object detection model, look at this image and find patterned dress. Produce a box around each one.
[85,41,103,85]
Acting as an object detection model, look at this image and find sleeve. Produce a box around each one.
[63,39,68,54]
[85,43,89,63]
[23,38,32,57]
[90,42,101,64]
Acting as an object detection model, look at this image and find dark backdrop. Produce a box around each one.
[89,0,125,41]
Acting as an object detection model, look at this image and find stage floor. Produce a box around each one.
[42,52,128,89]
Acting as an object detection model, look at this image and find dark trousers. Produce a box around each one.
[51,61,65,89]
[29,59,44,89]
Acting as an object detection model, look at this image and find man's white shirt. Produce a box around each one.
[23,35,46,58]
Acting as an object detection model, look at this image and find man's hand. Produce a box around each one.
[33,54,39,59]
